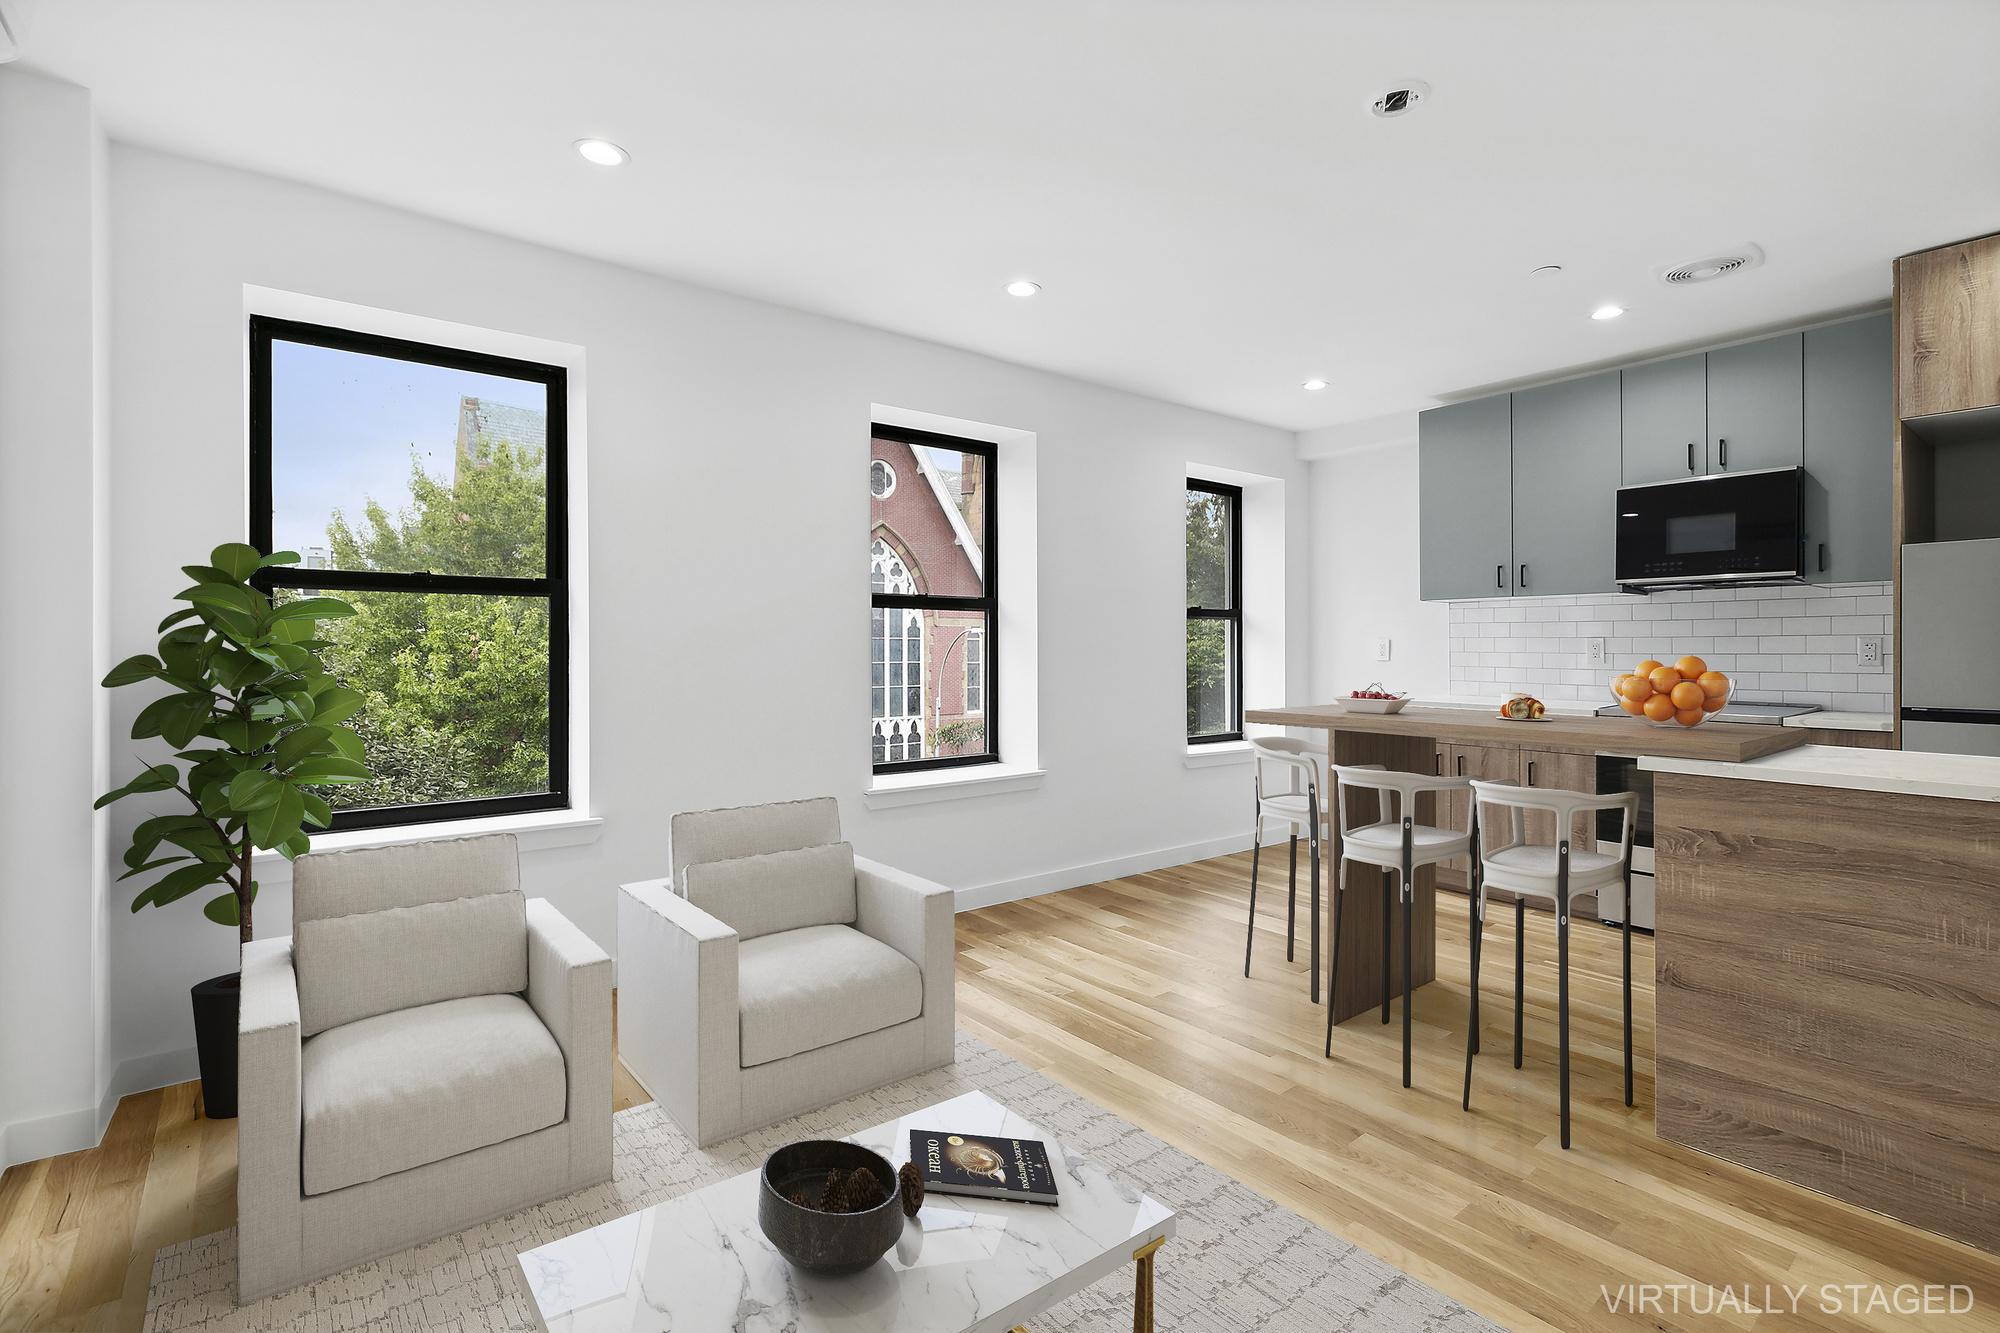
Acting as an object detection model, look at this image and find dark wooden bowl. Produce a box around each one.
[758,1140,903,1276]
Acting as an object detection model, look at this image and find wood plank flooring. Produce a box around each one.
[4,854,1997,1330]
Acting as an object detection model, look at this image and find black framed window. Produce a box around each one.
[1187,479,1242,743]
[871,425,997,773]
[249,315,569,830]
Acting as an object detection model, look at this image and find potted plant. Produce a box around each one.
[96,543,371,1117]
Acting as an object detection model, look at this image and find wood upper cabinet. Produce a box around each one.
[1803,313,1893,582]
[1896,234,2000,419]
[1707,333,1803,474]
[1621,353,1708,484]
[1510,371,1622,596]
[1418,396,1514,600]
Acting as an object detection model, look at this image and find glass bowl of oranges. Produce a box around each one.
[1610,657,1732,728]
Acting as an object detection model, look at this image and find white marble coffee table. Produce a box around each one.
[517,1090,1177,1333]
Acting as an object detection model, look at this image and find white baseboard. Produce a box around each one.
[953,831,1253,913]
[0,1044,199,1172]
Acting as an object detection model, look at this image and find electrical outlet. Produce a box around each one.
[1858,636,1883,670]
[1586,637,1606,666]
[1376,638,1392,662]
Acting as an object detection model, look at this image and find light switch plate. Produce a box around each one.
[1585,637,1606,666]
[1376,638,1392,662]
[1858,636,1883,670]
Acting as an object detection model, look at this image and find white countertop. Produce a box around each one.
[1642,744,2000,803]
[1782,710,1893,732]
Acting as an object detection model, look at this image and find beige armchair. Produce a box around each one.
[237,833,611,1303]
[617,798,954,1147]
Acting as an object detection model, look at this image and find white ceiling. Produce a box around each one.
[14,0,2000,431]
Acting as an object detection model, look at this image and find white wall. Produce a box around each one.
[1303,426,1450,703]
[0,142,1319,1160]
[0,67,113,1166]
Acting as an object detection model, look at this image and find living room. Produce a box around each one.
[3,3,1998,1331]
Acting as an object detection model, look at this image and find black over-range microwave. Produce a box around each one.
[1614,466,1804,589]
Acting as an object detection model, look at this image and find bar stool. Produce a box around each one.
[1462,779,1639,1148]
[1246,738,1334,1002]
[1324,765,1475,1088]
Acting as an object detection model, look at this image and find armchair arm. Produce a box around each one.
[527,898,614,1187]
[236,936,303,1304]
[854,855,955,1069]
[616,878,741,1147]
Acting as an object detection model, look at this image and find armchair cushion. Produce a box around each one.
[737,924,922,1068]
[671,797,841,891]
[684,842,856,941]
[294,890,527,1037]
[301,992,565,1196]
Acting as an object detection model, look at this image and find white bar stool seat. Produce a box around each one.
[1463,779,1639,1149]
[1324,765,1475,1089]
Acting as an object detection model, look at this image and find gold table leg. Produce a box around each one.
[1131,1236,1166,1333]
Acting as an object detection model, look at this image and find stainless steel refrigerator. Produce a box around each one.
[1902,537,2000,755]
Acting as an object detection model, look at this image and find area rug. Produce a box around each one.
[145,1032,1502,1332]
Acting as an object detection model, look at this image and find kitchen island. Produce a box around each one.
[1645,744,2000,1255]
[1242,703,1806,1023]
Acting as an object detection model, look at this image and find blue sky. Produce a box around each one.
[270,340,544,562]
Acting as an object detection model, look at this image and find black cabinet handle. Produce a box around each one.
[1819,542,1827,572]
[1719,438,1728,469]
[1519,563,1528,588]
[1497,563,1504,589]
[1527,760,1536,786]
[1435,753,1442,775]
[1457,755,1465,776]
[1687,442,1695,473]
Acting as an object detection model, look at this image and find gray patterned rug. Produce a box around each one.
[145,1032,1502,1332]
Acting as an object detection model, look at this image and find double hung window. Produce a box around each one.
[1186,479,1243,742]
[870,426,997,773]
[249,316,569,829]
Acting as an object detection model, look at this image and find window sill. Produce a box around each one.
[1184,740,1253,768]
[863,763,1047,809]
[252,809,603,879]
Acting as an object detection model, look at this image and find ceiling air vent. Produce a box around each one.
[1370,81,1431,118]
[1659,244,1765,286]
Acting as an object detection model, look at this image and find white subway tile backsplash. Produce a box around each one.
[1443,581,1893,712]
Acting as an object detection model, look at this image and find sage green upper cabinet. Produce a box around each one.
[1621,353,1707,484]
[1707,333,1803,473]
[1419,396,1514,601]
[1803,313,1893,583]
[1510,371,1623,596]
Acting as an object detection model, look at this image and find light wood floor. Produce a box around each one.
[5,853,1997,1331]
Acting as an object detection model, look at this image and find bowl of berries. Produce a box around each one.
[1344,683,1411,715]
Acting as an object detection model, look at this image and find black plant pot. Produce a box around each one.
[191,972,240,1119]
[759,1141,902,1275]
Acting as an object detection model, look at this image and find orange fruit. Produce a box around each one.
[1648,665,1682,694]
[1676,655,1708,678]
[1675,708,1705,727]
[1698,670,1730,698]
[1620,697,1646,716]
[1611,672,1633,692]
[1618,674,1653,702]
[1670,680,1705,710]
[1635,660,1665,678]
[1700,693,1727,713]
[1643,694,1677,722]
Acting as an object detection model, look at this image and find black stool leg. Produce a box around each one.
[1287,835,1298,962]
[1245,815,1262,978]
[1309,788,1322,1004]
[1513,896,1525,1070]
[1558,841,1572,1150]
[1401,818,1414,1089]
[1462,901,1481,1111]
[1467,817,1482,1058]
[1380,869,1392,1024]
[1324,862,1346,1057]
[1622,863,1634,1107]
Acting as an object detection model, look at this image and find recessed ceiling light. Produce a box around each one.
[1302,378,1329,391]
[1531,264,1563,276]
[574,139,628,167]
[1591,305,1626,320]
[1005,280,1041,297]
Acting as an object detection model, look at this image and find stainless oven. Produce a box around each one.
[1615,466,1804,589]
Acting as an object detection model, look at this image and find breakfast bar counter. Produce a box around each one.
[1241,704,1810,1024]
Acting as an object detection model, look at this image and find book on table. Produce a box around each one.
[910,1130,1060,1204]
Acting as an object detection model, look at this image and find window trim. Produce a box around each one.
[1186,477,1244,745]
[247,314,571,831]
[871,423,999,775]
